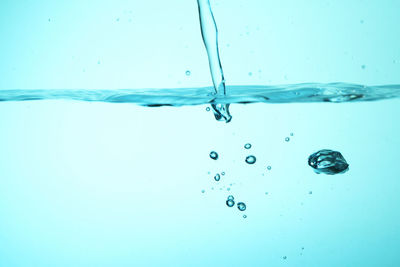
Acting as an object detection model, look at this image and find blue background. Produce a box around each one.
[0,0,399,266]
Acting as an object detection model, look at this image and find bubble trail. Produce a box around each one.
[197,0,232,122]
[308,149,349,175]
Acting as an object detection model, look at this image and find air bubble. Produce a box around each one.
[285,137,290,142]
[308,149,349,175]
[185,70,191,76]
[210,151,218,160]
[221,172,225,176]
[206,107,211,112]
[227,195,234,201]
[267,166,272,170]
[226,199,235,207]
[214,173,221,181]
[245,155,256,164]
[243,215,247,218]
[244,143,252,149]
[237,202,246,211]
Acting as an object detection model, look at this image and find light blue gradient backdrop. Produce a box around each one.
[0,1,399,266]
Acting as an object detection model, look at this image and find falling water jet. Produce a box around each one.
[197,0,232,122]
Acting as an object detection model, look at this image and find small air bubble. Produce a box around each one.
[116,18,120,22]
[245,155,256,164]
[237,202,246,211]
[309,191,313,195]
[206,107,211,112]
[214,174,221,181]
[248,72,253,76]
[361,64,366,69]
[290,133,294,136]
[185,70,191,76]
[267,166,272,170]
[227,195,234,201]
[244,143,252,149]
[243,215,247,218]
[283,256,287,260]
[285,137,290,142]
[201,189,205,193]
[209,151,218,160]
[221,172,225,176]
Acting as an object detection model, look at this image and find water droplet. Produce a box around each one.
[267,166,272,170]
[214,173,221,181]
[185,70,191,76]
[209,151,219,160]
[245,155,256,164]
[361,64,366,69]
[221,172,225,176]
[244,143,252,149]
[308,149,349,175]
[206,107,211,112]
[237,202,246,211]
[226,199,235,207]
[285,137,290,142]
[227,195,234,201]
[243,215,247,218]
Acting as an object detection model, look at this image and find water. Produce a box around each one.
[197,0,232,122]
[1,83,399,105]
[1,0,400,266]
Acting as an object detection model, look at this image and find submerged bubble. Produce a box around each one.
[221,172,225,176]
[244,143,252,149]
[283,256,287,260]
[267,166,272,170]
[237,202,246,211]
[226,199,235,207]
[245,155,256,164]
[308,149,349,175]
[214,173,221,181]
[185,70,191,76]
[361,64,366,69]
[201,189,205,193]
[206,107,211,112]
[290,132,294,136]
[285,137,290,142]
[209,151,219,160]
[227,195,234,201]
[243,215,247,218]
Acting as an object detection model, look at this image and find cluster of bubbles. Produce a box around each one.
[226,195,247,218]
